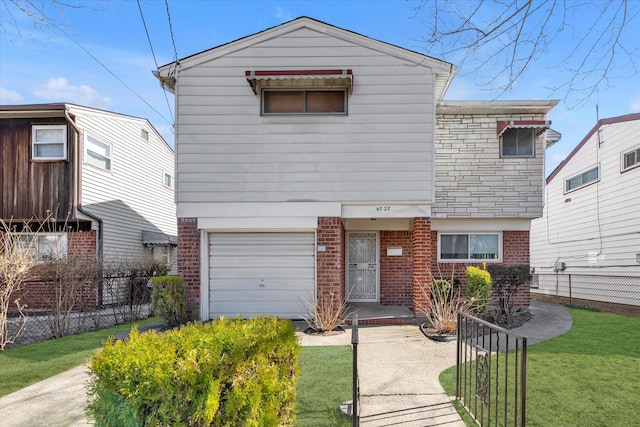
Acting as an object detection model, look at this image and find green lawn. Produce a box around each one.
[0,317,159,397]
[296,346,353,426]
[440,308,640,426]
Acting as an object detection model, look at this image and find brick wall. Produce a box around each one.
[380,230,413,306]
[412,217,432,312]
[177,218,201,319]
[317,217,345,306]
[8,230,97,310]
[430,230,531,307]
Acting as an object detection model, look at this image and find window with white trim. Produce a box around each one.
[32,125,67,160]
[9,233,68,259]
[623,146,640,171]
[85,135,112,171]
[262,89,347,115]
[438,233,501,262]
[565,166,599,192]
[501,128,535,157]
[163,172,174,189]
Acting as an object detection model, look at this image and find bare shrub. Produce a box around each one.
[302,292,354,333]
[0,220,39,350]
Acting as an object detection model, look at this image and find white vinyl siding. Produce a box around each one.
[531,116,640,302]
[85,135,112,171]
[174,27,437,205]
[32,125,66,160]
[208,232,315,318]
[72,106,176,261]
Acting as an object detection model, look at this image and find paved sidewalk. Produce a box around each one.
[0,301,571,427]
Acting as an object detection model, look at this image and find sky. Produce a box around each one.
[1,0,639,176]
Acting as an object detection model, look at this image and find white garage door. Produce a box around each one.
[208,232,316,319]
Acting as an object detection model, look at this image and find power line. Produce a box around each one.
[24,0,174,126]
[137,0,174,125]
[165,0,179,63]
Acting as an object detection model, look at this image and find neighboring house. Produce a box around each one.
[0,103,177,306]
[531,113,640,309]
[155,17,557,320]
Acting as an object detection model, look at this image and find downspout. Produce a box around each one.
[63,108,103,261]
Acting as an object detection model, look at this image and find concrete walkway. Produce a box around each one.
[0,301,571,427]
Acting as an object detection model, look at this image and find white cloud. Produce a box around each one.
[0,87,24,103]
[275,6,292,22]
[34,77,112,108]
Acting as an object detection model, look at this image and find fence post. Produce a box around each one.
[352,313,359,427]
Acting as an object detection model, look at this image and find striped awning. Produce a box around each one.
[497,120,552,136]
[245,69,353,94]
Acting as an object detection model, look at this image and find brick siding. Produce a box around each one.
[412,217,432,312]
[177,218,201,319]
[379,230,413,306]
[316,217,345,307]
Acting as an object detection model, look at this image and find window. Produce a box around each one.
[163,172,174,189]
[439,233,500,262]
[565,166,599,192]
[141,129,149,142]
[32,125,67,160]
[262,89,346,114]
[85,135,112,170]
[501,128,535,157]
[9,233,68,259]
[623,146,640,171]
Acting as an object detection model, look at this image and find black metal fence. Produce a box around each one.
[351,313,360,427]
[456,312,528,426]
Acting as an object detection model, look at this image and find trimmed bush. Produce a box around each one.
[87,316,300,426]
[465,266,492,314]
[150,276,186,327]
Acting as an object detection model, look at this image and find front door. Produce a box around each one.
[346,231,379,302]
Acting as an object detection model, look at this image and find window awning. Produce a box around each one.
[245,69,353,94]
[142,231,178,246]
[497,120,552,137]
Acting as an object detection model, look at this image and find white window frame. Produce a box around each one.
[32,125,67,160]
[85,135,112,171]
[622,146,640,172]
[163,172,174,189]
[261,88,348,115]
[437,232,502,263]
[565,165,599,193]
[8,232,68,260]
[500,127,536,158]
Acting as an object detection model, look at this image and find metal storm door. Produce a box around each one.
[347,231,379,302]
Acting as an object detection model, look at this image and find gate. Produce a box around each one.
[456,312,527,426]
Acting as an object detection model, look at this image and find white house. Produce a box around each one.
[0,103,177,273]
[530,113,640,308]
[155,17,557,320]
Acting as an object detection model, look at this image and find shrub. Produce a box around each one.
[465,265,492,314]
[416,274,475,335]
[486,264,531,324]
[302,291,352,333]
[151,276,186,327]
[87,316,300,426]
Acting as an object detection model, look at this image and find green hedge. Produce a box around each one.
[151,276,187,326]
[87,317,300,426]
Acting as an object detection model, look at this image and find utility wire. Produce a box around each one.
[25,0,173,126]
[165,0,179,63]
[137,0,174,124]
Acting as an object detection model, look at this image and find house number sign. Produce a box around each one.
[376,206,391,212]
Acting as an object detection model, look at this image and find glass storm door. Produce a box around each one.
[346,231,379,302]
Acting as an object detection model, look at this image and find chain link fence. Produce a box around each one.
[532,273,640,316]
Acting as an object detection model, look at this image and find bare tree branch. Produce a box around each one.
[414,0,640,107]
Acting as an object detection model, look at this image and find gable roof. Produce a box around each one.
[156,16,457,101]
[547,113,640,183]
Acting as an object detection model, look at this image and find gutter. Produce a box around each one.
[64,107,104,261]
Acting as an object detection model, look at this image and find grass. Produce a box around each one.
[440,308,640,426]
[297,346,353,427]
[0,317,159,397]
